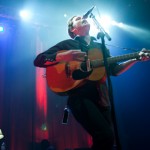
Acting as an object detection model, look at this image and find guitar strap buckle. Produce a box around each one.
[62,106,70,124]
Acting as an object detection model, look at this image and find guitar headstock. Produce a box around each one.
[138,48,150,61]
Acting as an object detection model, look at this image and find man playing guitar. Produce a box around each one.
[34,15,149,150]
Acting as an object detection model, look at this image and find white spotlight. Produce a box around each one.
[0,26,4,32]
[0,129,4,139]
[64,14,67,18]
[118,22,124,27]
[111,20,118,26]
[111,20,124,28]
[100,15,112,29]
[19,10,32,20]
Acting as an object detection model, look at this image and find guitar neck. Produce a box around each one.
[91,52,139,68]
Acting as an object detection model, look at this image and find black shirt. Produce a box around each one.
[34,36,118,107]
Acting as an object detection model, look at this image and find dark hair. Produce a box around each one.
[67,16,77,39]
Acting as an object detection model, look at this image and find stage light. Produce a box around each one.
[88,15,113,36]
[0,26,4,32]
[41,123,47,131]
[117,23,150,41]
[64,13,67,18]
[19,10,32,21]
[100,15,113,29]
[87,14,126,37]
[0,129,4,139]
[87,18,99,37]
[111,20,118,26]
[118,22,124,27]
[111,21,124,27]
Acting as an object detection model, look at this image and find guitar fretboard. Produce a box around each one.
[91,52,139,68]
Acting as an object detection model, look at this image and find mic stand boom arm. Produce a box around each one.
[90,13,121,150]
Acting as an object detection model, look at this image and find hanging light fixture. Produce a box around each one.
[0,129,4,139]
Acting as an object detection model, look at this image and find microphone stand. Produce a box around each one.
[90,13,122,150]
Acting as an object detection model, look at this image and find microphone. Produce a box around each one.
[82,6,95,19]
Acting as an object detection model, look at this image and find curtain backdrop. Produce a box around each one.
[0,19,92,150]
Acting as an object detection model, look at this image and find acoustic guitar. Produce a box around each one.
[46,48,149,94]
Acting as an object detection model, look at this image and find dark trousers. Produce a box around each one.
[68,95,114,150]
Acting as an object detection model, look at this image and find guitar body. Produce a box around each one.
[46,48,106,93]
[46,61,85,93]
